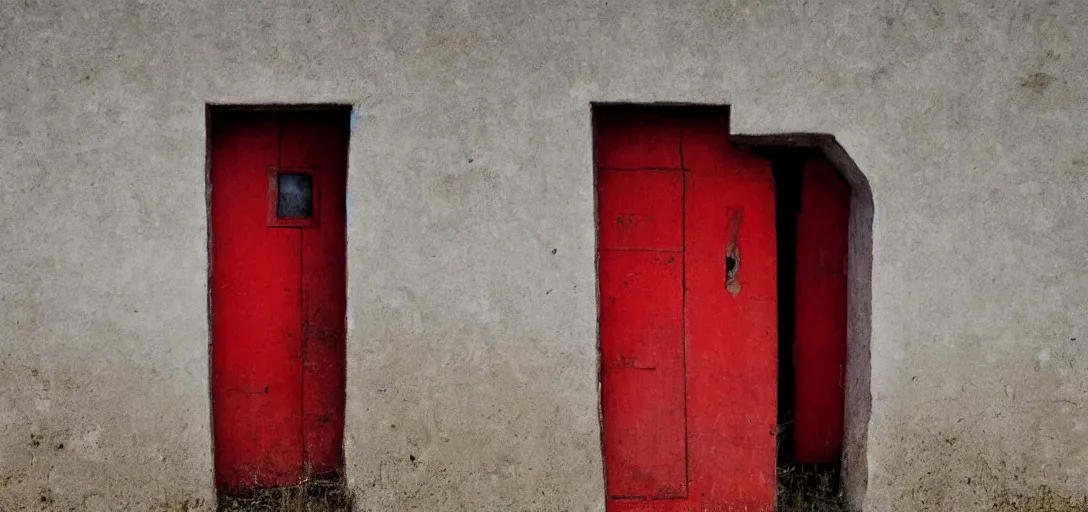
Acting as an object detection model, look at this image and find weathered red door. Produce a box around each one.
[209,108,349,492]
[596,106,778,511]
[791,155,849,465]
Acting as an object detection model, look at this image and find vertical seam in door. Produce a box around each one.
[678,123,691,496]
[291,115,310,478]
[299,222,308,477]
[280,113,310,479]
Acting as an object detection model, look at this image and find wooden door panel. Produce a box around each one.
[792,156,849,465]
[211,109,348,492]
[211,112,305,490]
[681,115,778,509]
[600,250,687,500]
[595,109,683,170]
[280,111,349,476]
[596,107,778,511]
[597,170,684,252]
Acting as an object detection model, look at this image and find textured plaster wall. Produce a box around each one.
[1,1,1087,510]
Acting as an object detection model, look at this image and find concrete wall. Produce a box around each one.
[1,1,1086,510]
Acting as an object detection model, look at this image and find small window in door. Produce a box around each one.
[277,173,313,218]
[267,167,320,228]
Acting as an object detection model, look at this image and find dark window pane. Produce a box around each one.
[277,173,313,218]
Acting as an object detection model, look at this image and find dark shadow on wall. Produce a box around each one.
[734,133,874,512]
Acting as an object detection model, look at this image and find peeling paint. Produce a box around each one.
[726,207,743,297]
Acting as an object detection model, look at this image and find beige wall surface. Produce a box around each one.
[1,1,1087,510]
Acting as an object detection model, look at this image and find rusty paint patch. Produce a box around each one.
[726,208,743,297]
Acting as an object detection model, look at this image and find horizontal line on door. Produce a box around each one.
[597,167,687,172]
[599,248,683,253]
[608,495,689,501]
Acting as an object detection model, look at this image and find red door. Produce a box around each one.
[596,106,778,511]
[209,108,349,492]
[791,155,849,465]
